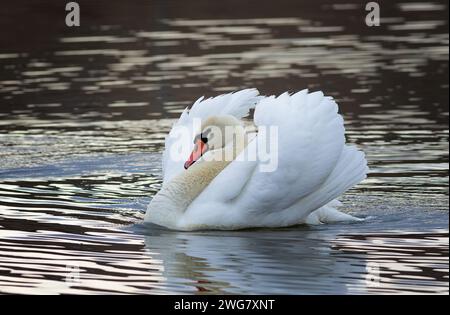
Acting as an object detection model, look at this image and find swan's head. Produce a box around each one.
[184,115,244,169]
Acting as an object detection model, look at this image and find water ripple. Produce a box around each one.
[0,0,448,294]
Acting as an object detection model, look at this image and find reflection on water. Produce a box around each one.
[0,0,448,294]
[142,226,448,294]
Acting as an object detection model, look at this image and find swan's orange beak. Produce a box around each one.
[184,139,208,169]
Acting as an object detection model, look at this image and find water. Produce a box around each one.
[0,0,448,294]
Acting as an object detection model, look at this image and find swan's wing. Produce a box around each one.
[244,90,346,211]
[186,90,368,227]
[162,89,261,184]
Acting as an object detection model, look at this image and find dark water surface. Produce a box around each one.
[0,0,448,294]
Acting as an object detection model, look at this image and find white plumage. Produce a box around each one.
[162,89,262,184]
[146,88,368,230]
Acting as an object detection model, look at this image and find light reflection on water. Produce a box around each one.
[0,0,448,294]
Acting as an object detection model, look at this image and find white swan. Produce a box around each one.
[145,89,368,231]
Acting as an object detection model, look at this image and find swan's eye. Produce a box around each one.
[201,128,211,143]
[193,134,208,144]
[194,128,211,144]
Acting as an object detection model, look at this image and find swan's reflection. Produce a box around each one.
[142,224,369,294]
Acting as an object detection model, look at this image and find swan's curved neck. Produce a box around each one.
[145,128,247,229]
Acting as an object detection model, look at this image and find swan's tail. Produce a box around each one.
[319,145,368,202]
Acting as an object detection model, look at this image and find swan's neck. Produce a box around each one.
[145,129,247,229]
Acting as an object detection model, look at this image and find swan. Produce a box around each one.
[145,89,368,231]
